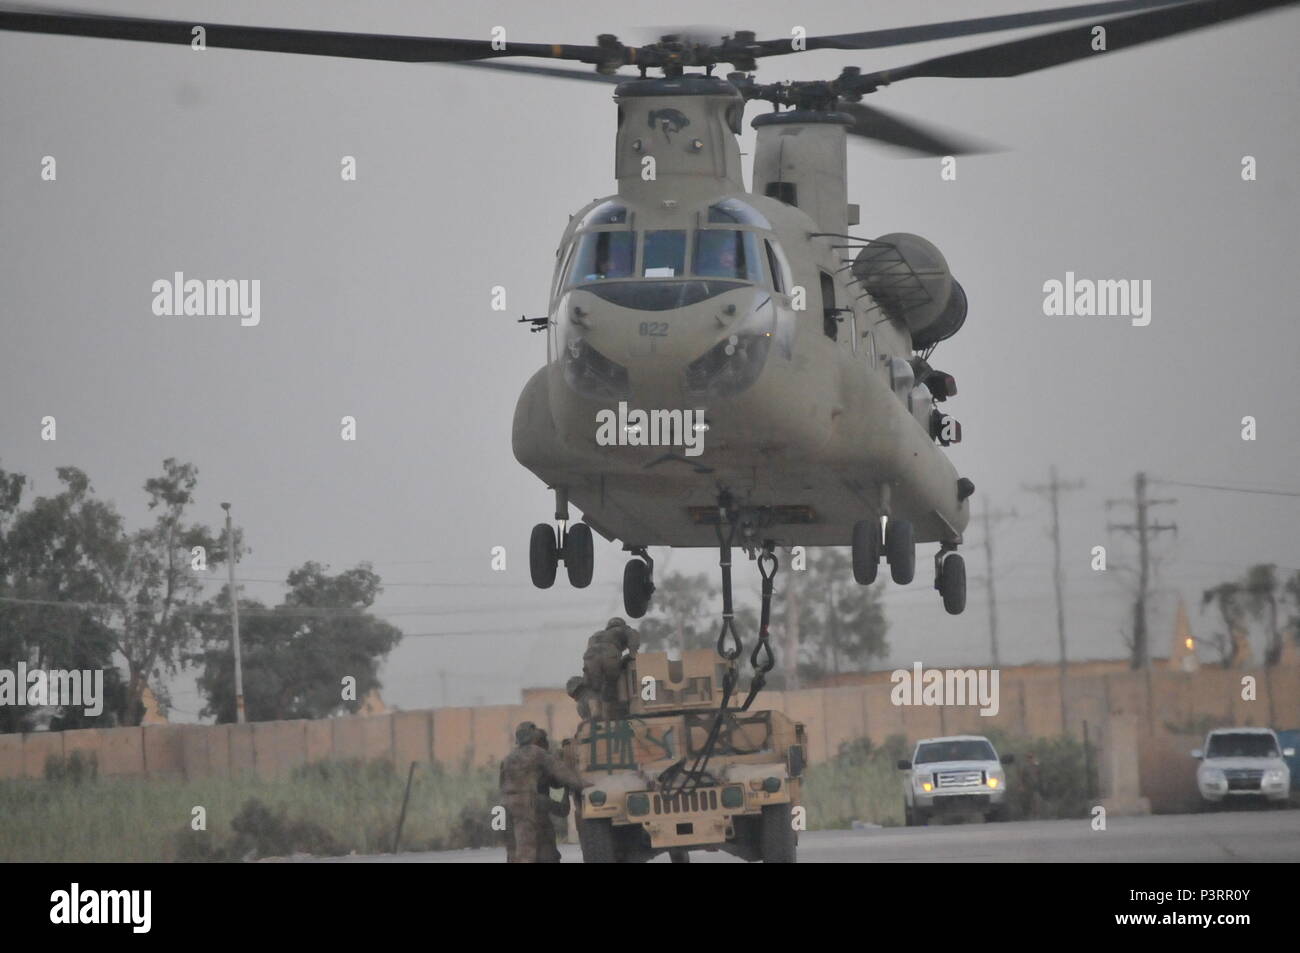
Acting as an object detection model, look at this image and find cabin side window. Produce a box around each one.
[820,271,838,340]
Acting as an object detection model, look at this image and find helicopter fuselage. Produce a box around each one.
[513,75,969,551]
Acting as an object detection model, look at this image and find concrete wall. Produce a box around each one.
[2,665,1296,813]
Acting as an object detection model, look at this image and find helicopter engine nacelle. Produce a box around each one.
[851,232,967,349]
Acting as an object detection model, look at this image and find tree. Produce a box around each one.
[774,549,888,682]
[98,459,229,723]
[191,562,403,722]
[1241,564,1283,667]
[638,572,717,653]
[0,465,128,731]
[1199,582,1246,668]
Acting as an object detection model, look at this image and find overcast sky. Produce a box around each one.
[3,0,1298,721]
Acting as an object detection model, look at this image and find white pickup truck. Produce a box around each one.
[1191,727,1293,806]
[898,735,1012,825]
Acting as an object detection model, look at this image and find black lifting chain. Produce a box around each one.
[714,508,742,662]
[739,546,778,712]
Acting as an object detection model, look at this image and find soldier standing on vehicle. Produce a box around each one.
[579,617,640,720]
[500,721,588,863]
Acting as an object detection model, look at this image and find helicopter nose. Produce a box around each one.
[557,282,781,404]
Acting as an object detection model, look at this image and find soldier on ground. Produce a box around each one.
[499,721,588,863]
[532,729,570,863]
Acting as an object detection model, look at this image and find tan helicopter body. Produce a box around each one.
[514,76,973,613]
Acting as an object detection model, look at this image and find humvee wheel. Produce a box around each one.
[851,519,880,584]
[668,848,690,864]
[577,818,618,863]
[904,802,915,826]
[529,524,557,589]
[759,804,797,863]
[884,519,915,585]
[564,522,594,588]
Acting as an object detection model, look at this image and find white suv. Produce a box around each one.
[1192,727,1293,806]
[898,735,1012,825]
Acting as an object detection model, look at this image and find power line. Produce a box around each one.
[1152,479,1300,498]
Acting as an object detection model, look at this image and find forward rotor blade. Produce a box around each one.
[754,0,1192,55]
[840,102,996,157]
[0,5,601,64]
[449,61,623,85]
[854,0,1298,86]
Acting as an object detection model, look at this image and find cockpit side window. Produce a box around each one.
[567,230,636,285]
[693,229,763,282]
[643,230,687,277]
[765,240,789,294]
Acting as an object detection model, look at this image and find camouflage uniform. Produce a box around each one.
[566,675,594,721]
[578,617,640,720]
[500,722,586,863]
[533,729,570,864]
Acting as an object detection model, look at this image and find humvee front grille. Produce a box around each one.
[653,789,720,815]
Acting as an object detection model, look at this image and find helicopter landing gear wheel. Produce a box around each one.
[884,518,915,585]
[937,550,966,615]
[851,519,881,584]
[564,522,594,588]
[529,523,558,589]
[623,557,654,618]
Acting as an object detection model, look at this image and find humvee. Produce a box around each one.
[563,648,806,863]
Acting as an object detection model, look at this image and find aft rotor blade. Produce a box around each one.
[754,0,1192,55]
[852,0,1298,86]
[0,5,602,64]
[840,102,996,157]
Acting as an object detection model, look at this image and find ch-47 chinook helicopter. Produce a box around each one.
[5,2,1294,637]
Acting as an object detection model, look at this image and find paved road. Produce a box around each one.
[325,807,1300,863]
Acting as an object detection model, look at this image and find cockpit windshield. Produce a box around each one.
[561,197,785,291]
[693,229,764,282]
[570,231,635,283]
[643,230,687,278]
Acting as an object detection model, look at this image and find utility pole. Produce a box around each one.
[1107,471,1177,670]
[977,500,1018,668]
[1023,467,1084,733]
[221,503,246,724]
